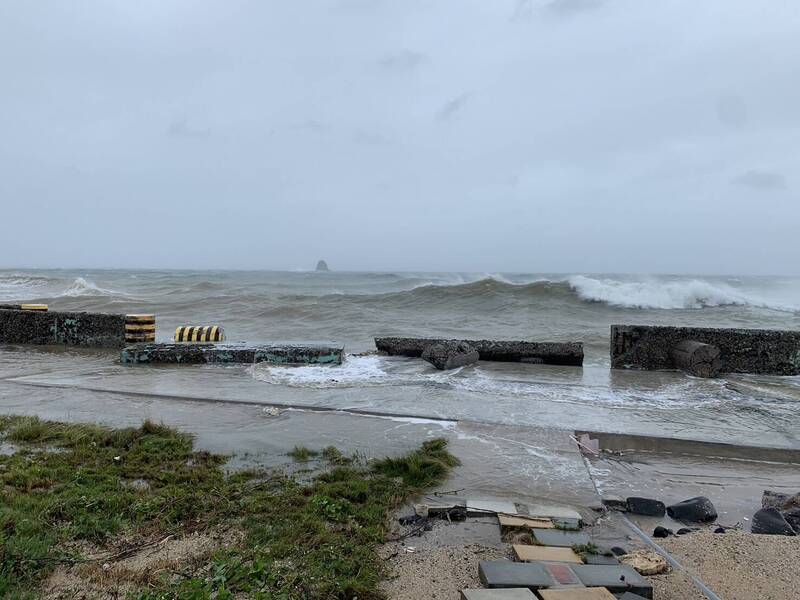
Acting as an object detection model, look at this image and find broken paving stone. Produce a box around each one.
[479,560,555,589]
[570,565,653,599]
[531,528,591,548]
[541,562,582,587]
[467,499,519,517]
[601,495,627,511]
[512,545,583,564]
[552,517,582,531]
[618,550,670,575]
[625,497,666,517]
[422,495,467,519]
[499,514,555,530]
[582,554,620,565]
[524,504,583,522]
[461,589,537,600]
[539,588,617,600]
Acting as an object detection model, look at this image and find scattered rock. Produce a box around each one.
[626,497,666,517]
[620,549,670,575]
[762,490,800,532]
[667,496,718,523]
[653,526,673,538]
[610,546,628,556]
[714,527,726,534]
[421,341,479,370]
[601,495,627,511]
[677,528,692,535]
[751,508,797,536]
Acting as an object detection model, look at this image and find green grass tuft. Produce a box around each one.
[287,445,319,462]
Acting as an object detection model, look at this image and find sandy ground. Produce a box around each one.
[661,531,800,600]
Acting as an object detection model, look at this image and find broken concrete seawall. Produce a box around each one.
[375,337,584,366]
[611,324,800,375]
[121,342,345,365]
[0,308,128,348]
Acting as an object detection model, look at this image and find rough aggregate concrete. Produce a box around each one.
[0,309,126,348]
[120,341,345,365]
[611,324,800,375]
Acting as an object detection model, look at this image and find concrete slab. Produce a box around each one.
[531,528,591,548]
[552,517,582,531]
[499,515,555,530]
[422,495,467,515]
[571,565,652,598]
[467,499,519,516]
[121,341,345,365]
[582,554,620,565]
[479,560,554,589]
[512,545,582,564]
[541,562,583,587]
[461,589,537,600]
[539,588,617,600]
[523,504,583,521]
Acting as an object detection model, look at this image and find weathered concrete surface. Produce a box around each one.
[611,324,800,375]
[120,341,344,365]
[0,309,126,348]
[422,340,479,370]
[375,337,584,366]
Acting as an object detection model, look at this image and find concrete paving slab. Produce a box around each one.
[531,528,591,548]
[571,565,652,598]
[512,545,583,563]
[422,495,467,515]
[467,499,519,516]
[479,560,554,589]
[582,554,620,565]
[461,589,537,600]
[499,515,554,530]
[524,504,583,521]
[539,588,617,600]
[541,562,582,587]
[552,517,582,530]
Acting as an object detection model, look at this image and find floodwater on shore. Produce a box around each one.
[1,268,799,517]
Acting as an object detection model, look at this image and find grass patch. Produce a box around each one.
[0,416,458,599]
[287,445,319,462]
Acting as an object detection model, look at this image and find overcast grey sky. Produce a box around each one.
[1,1,798,274]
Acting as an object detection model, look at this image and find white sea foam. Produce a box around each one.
[59,277,122,298]
[568,275,797,311]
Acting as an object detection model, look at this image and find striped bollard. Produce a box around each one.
[125,314,156,344]
[174,325,225,343]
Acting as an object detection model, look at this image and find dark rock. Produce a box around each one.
[626,497,666,517]
[653,526,673,538]
[714,527,726,533]
[610,546,628,556]
[602,495,628,512]
[421,341,479,370]
[611,324,800,376]
[315,260,330,271]
[762,490,800,532]
[375,337,584,366]
[677,528,693,535]
[667,496,718,523]
[751,508,796,536]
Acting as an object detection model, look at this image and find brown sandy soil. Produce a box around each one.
[39,529,244,600]
[660,531,800,600]
[379,543,507,600]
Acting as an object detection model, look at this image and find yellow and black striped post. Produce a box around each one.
[125,314,156,344]
[174,325,225,343]
[0,304,48,311]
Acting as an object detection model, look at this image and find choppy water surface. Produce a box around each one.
[1,269,799,449]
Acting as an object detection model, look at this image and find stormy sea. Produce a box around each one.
[1,269,799,453]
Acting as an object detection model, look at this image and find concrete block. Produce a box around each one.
[524,504,583,522]
[512,545,582,564]
[376,337,584,366]
[120,342,345,365]
[611,324,800,376]
[539,589,617,600]
[531,528,591,548]
[461,589,537,600]
[552,518,582,531]
[582,554,619,565]
[541,562,582,587]
[0,308,127,348]
[479,560,554,589]
[423,495,467,514]
[571,565,652,598]
[467,499,519,516]
[498,515,555,530]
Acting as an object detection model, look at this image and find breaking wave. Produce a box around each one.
[59,277,124,298]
